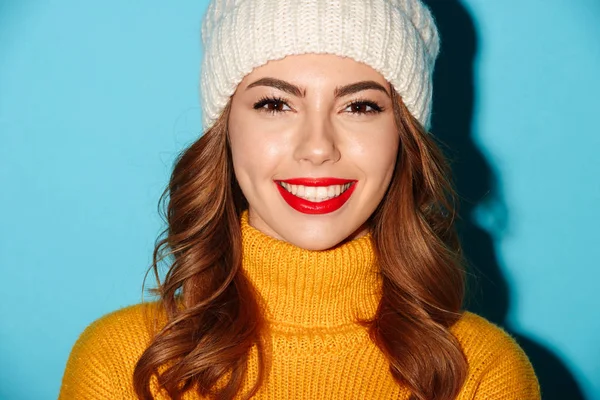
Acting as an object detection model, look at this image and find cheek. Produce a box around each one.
[228,120,287,185]
[350,126,399,184]
[369,145,398,188]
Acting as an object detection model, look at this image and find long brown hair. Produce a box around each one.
[133,87,468,400]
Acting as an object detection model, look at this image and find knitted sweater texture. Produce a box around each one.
[59,212,540,399]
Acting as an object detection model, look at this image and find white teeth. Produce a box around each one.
[279,182,353,202]
[304,186,316,201]
[327,186,335,198]
[316,187,327,200]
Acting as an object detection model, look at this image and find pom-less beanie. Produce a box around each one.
[199,0,440,131]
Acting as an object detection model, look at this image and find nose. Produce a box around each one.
[293,116,341,165]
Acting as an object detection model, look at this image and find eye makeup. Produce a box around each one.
[252,96,385,115]
[253,96,291,114]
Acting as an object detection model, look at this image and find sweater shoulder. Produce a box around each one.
[75,301,168,362]
[450,312,541,399]
[59,301,166,399]
[450,311,524,364]
[84,301,165,341]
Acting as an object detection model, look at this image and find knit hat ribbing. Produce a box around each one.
[200,0,440,131]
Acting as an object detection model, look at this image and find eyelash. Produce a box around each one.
[252,96,385,115]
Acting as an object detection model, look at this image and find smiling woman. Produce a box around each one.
[58,1,540,399]
[227,54,399,250]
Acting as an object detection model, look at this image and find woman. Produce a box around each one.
[59,0,540,399]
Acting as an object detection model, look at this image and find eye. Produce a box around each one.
[344,99,384,115]
[253,96,292,114]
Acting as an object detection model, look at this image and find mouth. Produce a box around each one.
[274,177,357,215]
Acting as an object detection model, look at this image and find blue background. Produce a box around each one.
[1,1,598,399]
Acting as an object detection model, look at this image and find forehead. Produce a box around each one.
[237,53,388,90]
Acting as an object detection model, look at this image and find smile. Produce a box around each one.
[279,182,352,202]
[274,178,357,215]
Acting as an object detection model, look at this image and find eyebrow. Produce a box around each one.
[245,77,390,99]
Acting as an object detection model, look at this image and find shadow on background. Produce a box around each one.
[422,1,586,399]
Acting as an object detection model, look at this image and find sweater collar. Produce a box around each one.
[240,210,382,328]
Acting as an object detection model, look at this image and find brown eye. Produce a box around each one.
[253,96,291,114]
[268,100,285,112]
[345,100,383,115]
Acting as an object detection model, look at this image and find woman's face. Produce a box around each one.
[228,53,399,250]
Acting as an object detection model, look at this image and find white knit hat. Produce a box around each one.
[199,0,440,131]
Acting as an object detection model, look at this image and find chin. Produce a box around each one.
[277,225,358,251]
[286,237,346,251]
[247,202,372,251]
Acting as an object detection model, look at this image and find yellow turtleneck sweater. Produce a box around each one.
[59,212,540,399]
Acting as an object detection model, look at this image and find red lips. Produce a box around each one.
[274,177,357,215]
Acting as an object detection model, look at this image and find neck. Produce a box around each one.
[240,211,382,328]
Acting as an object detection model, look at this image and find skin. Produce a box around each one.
[228,53,399,251]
